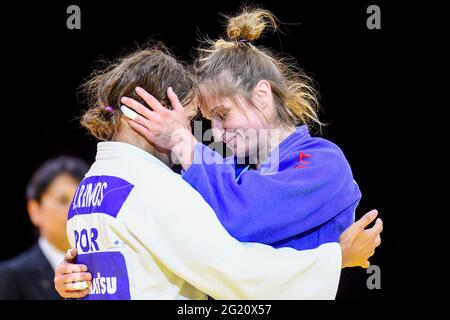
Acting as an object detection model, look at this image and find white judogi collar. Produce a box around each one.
[38,237,65,270]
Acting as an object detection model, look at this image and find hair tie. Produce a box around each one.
[238,38,250,43]
[104,106,114,113]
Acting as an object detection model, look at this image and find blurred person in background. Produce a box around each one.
[0,156,88,300]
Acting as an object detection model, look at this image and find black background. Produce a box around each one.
[0,0,425,301]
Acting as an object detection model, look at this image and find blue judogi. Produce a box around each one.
[182,126,361,250]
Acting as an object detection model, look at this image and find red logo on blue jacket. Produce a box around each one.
[295,151,312,169]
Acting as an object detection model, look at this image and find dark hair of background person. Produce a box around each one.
[26,156,89,202]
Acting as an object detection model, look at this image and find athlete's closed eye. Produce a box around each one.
[211,106,229,120]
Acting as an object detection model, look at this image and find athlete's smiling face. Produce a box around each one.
[201,95,267,158]
[199,81,275,158]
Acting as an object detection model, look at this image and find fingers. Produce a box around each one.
[375,218,383,233]
[374,234,381,247]
[64,248,77,262]
[356,209,378,229]
[167,87,184,111]
[63,272,92,284]
[60,288,90,299]
[65,280,91,291]
[135,87,167,113]
[120,97,161,128]
[55,258,91,298]
[134,113,161,131]
[367,218,383,237]
[57,263,88,275]
[127,118,153,139]
[120,105,139,121]
[121,95,157,120]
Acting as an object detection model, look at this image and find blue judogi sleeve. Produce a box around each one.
[182,127,361,246]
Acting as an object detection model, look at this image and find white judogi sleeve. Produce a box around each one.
[121,162,342,300]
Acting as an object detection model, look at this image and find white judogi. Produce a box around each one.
[67,142,342,300]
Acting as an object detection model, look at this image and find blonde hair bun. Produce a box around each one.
[226,8,277,42]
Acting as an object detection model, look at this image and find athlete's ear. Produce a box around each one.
[27,199,42,228]
[252,80,272,109]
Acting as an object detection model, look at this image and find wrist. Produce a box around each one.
[171,131,197,170]
[340,240,351,269]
